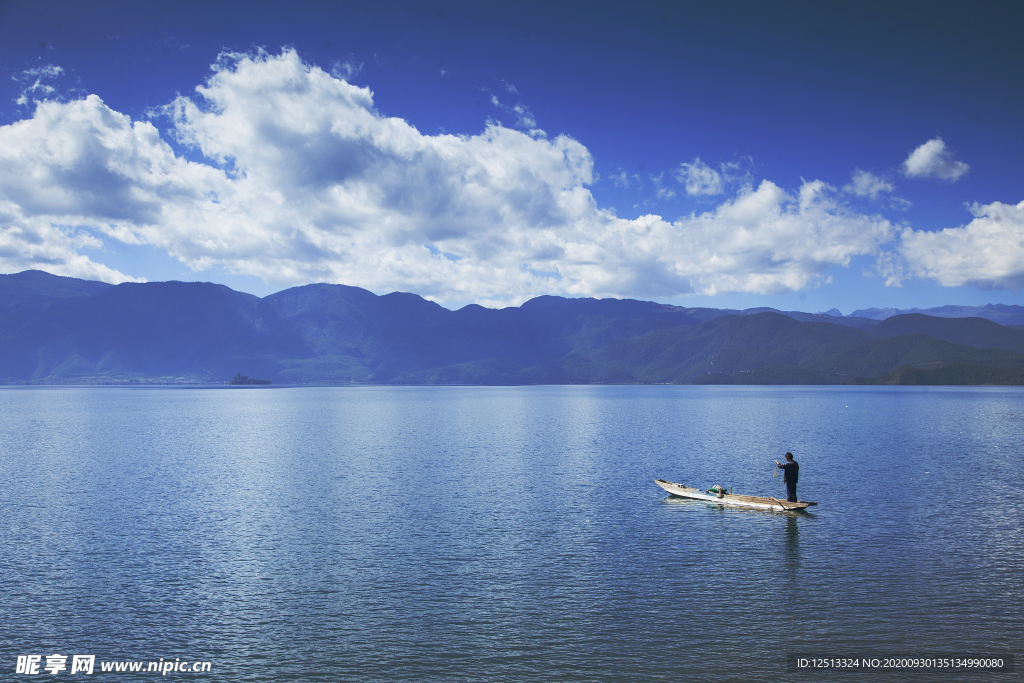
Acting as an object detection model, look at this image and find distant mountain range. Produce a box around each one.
[845,304,1024,326]
[2,269,1023,385]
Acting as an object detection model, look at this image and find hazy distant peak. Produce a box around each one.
[849,304,1024,325]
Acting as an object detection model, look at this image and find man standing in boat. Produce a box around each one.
[775,452,799,502]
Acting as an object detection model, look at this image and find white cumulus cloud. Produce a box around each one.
[899,200,1024,289]
[668,179,895,295]
[844,168,894,199]
[675,157,723,196]
[0,48,907,304]
[0,92,216,283]
[902,137,969,181]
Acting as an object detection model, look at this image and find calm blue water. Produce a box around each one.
[1,386,1021,682]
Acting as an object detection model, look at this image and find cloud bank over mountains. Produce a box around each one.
[0,49,1018,305]
[898,200,1024,289]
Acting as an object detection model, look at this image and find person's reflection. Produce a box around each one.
[784,514,800,570]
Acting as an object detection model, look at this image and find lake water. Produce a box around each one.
[1,386,1021,682]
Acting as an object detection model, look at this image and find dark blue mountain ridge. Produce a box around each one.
[588,312,878,384]
[870,313,1024,355]
[672,305,878,330]
[1,270,1022,384]
[0,269,114,326]
[0,281,300,380]
[0,269,114,301]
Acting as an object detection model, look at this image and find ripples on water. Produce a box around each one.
[1,386,1021,681]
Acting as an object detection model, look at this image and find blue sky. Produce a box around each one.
[1,1,1023,314]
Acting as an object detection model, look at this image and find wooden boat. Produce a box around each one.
[655,479,817,511]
